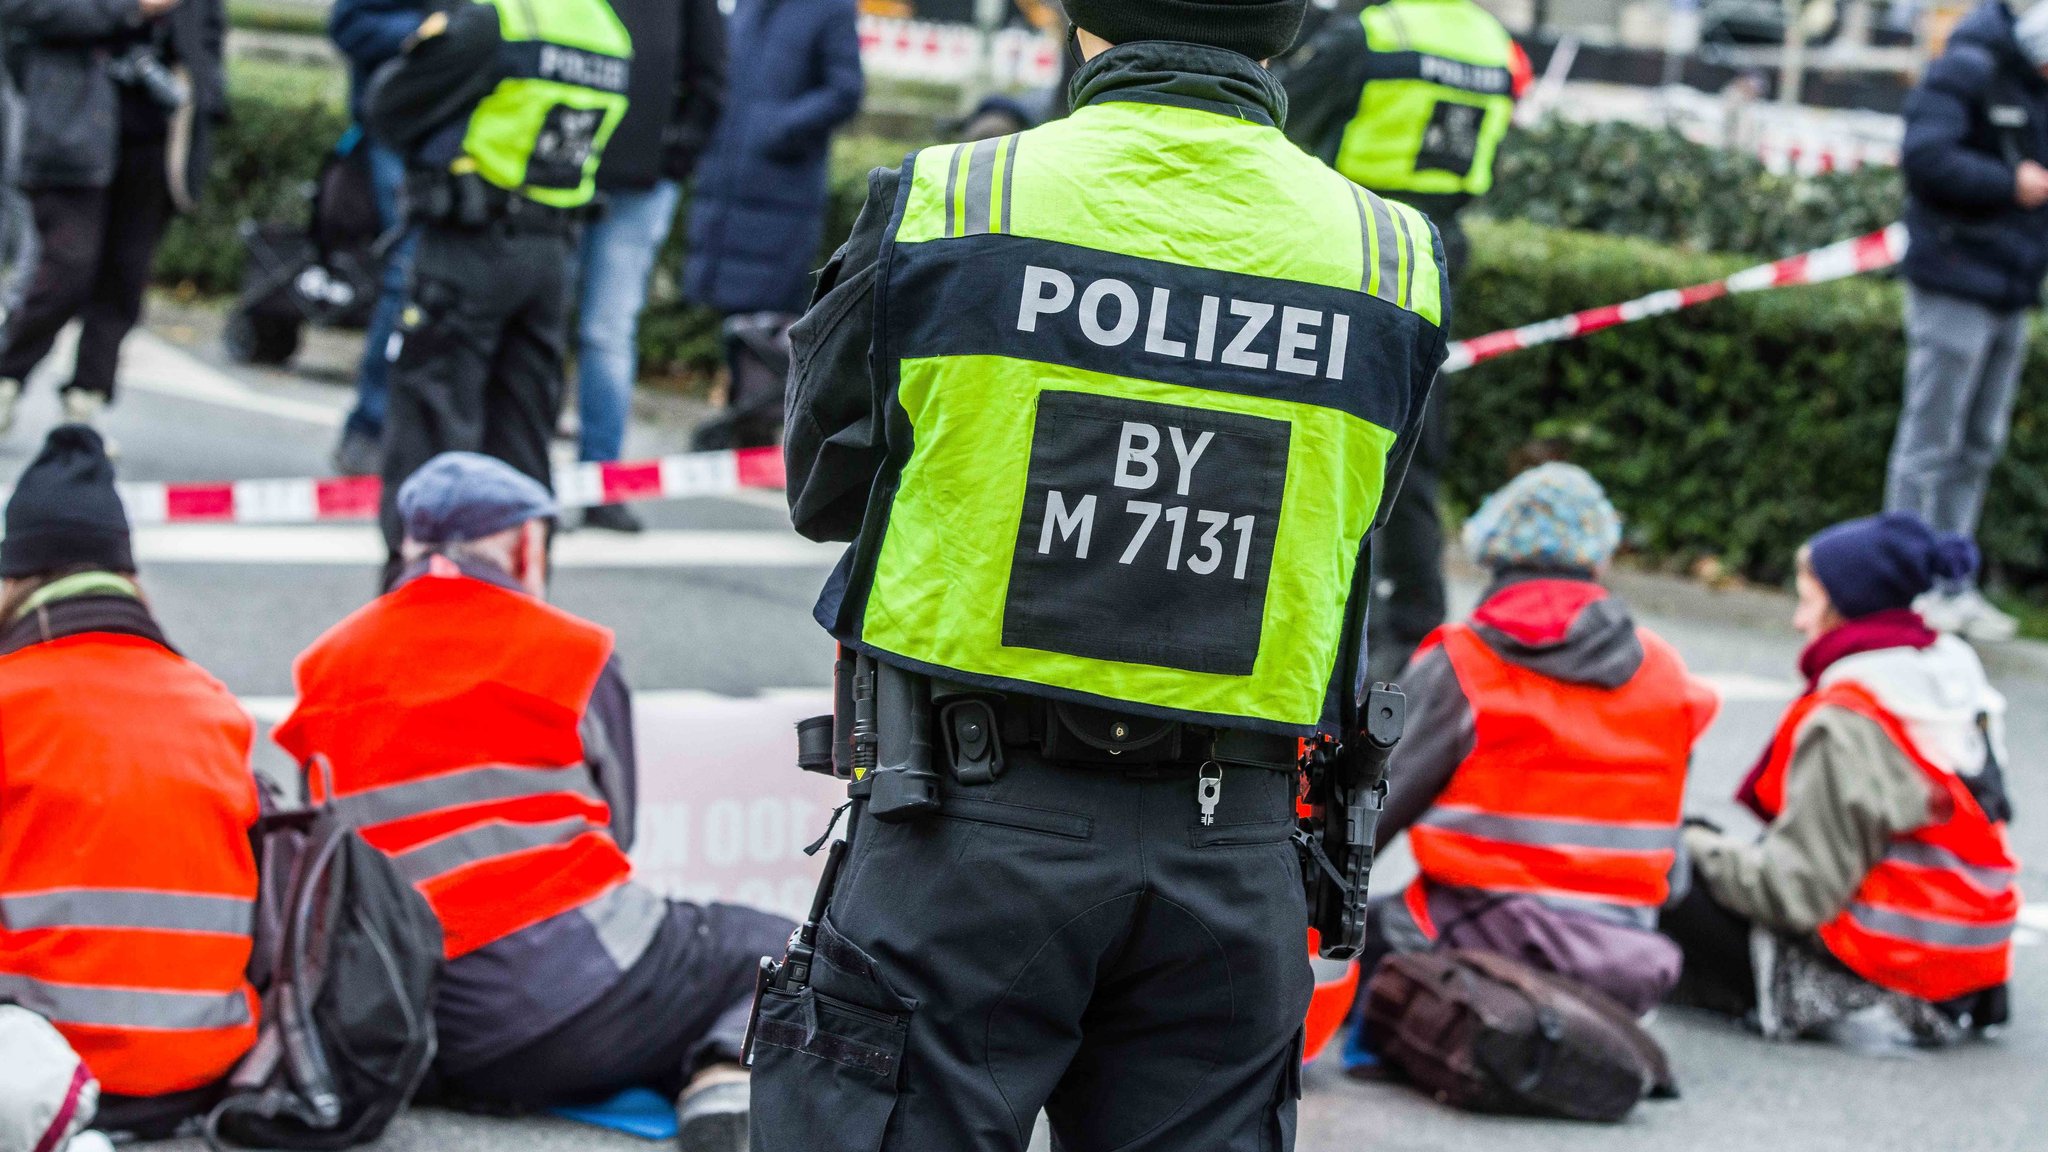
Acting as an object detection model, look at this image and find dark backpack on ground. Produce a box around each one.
[1365,949,1677,1122]
[204,807,443,1150]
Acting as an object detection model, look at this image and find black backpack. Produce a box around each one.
[1365,949,1677,1123]
[205,806,443,1150]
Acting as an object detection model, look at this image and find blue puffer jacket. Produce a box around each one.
[683,0,863,315]
[1901,1,2048,310]
[329,0,428,118]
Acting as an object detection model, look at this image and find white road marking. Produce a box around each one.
[132,524,844,568]
[121,332,348,427]
[1695,671,1803,702]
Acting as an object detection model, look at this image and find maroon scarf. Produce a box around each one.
[1734,609,1937,819]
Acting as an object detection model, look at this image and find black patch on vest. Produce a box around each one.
[1002,391,1288,676]
[1416,100,1485,177]
[525,104,604,189]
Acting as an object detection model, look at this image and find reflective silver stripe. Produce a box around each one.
[1417,807,1681,853]
[1845,902,2015,949]
[997,135,1018,235]
[1390,206,1414,310]
[960,137,1001,237]
[0,973,250,1031]
[389,816,600,885]
[329,763,605,829]
[1348,186,1373,294]
[1882,842,2018,892]
[941,143,967,238]
[580,880,666,971]
[1364,191,1402,307]
[1,889,253,936]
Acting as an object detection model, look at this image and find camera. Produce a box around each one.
[107,47,189,113]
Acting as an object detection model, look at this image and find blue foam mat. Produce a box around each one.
[547,1087,678,1140]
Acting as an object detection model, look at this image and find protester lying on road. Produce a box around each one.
[1664,512,2019,1045]
[0,426,263,1137]
[1342,463,1720,1073]
[272,453,792,1152]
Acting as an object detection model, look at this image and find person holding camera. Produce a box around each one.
[0,0,225,439]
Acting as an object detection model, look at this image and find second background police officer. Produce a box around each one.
[760,0,1449,1147]
[1279,0,1527,684]
[362,0,632,581]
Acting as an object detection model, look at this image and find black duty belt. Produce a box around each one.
[404,170,596,234]
[929,681,1298,776]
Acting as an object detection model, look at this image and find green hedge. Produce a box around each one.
[1482,119,1900,258]
[1451,218,2048,598]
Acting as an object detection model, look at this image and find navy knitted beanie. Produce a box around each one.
[2,425,132,578]
[1806,512,1977,619]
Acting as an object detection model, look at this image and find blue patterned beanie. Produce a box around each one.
[1461,463,1623,575]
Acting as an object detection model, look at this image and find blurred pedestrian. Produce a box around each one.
[1340,465,1718,1073]
[0,426,262,1137]
[1665,513,2018,1045]
[0,0,225,440]
[574,0,727,532]
[683,0,861,450]
[1889,0,2048,642]
[1276,0,1532,684]
[326,0,433,476]
[362,0,633,582]
[274,453,791,1150]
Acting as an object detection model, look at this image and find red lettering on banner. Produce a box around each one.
[629,690,845,920]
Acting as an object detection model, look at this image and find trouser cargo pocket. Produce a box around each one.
[751,985,908,1152]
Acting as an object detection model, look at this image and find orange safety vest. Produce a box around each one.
[274,565,633,961]
[0,634,260,1097]
[1751,683,2018,1002]
[1405,622,1699,921]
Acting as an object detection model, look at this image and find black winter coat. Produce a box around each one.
[1901,0,2048,310]
[0,0,225,205]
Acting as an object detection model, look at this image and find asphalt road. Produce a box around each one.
[4,315,2045,1151]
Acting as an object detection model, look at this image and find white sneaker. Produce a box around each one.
[1921,587,2019,643]
[60,389,106,427]
[59,390,117,457]
[0,379,18,434]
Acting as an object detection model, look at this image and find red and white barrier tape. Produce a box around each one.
[1442,223,1908,375]
[92,446,786,527]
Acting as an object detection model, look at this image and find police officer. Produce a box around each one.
[1279,0,1527,684]
[760,0,1448,1146]
[361,0,632,579]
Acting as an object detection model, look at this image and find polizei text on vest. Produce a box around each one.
[1017,265,1353,382]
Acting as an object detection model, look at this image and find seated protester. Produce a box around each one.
[272,453,791,1151]
[0,427,261,1136]
[1666,513,2018,1045]
[1343,465,1719,1071]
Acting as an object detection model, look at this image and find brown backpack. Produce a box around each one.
[1364,949,1678,1122]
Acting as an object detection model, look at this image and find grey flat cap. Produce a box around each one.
[396,452,558,545]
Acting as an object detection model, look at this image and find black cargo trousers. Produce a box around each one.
[378,217,574,580]
[751,747,1314,1151]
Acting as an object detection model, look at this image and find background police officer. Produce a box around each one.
[1279,0,1528,684]
[758,0,1448,1147]
[362,0,632,581]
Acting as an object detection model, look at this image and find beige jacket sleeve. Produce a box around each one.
[1687,706,1935,934]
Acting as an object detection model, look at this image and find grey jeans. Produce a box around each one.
[1885,284,2029,547]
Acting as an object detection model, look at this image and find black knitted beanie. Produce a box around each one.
[1063,0,1308,60]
